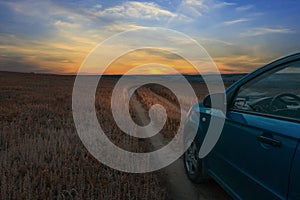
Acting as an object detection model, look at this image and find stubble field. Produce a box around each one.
[0,71,239,199]
[0,72,168,199]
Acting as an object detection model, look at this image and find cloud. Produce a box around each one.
[104,48,198,75]
[175,0,235,18]
[139,49,183,60]
[54,20,81,28]
[213,2,236,9]
[224,18,250,26]
[214,55,268,73]
[102,23,147,32]
[236,5,254,12]
[1,1,298,75]
[197,37,234,46]
[241,27,293,37]
[2,0,86,21]
[1,1,190,74]
[0,55,51,73]
[0,33,93,74]
[183,0,209,14]
[93,1,178,21]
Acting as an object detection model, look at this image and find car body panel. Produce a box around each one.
[206,111,299,199]
[288,144,300,200]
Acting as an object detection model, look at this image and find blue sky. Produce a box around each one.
[0,0,299,74]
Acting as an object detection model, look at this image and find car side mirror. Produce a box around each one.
[203,93,226,111]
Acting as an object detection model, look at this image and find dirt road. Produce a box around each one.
[130,91,232,200]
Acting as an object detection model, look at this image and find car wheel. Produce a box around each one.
[184,139,209,183]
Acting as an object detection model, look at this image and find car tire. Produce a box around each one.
[184,139,210,183]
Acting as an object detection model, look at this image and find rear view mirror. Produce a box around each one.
[203,93,226,111]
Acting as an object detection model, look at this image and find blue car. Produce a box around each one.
[183,53,300,199]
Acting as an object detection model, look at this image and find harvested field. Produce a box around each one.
[0,72,167,200]
[0,71,239,199]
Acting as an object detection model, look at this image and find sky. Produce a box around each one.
[0,0,299,74]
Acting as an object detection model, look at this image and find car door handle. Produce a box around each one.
[257,135,282,147]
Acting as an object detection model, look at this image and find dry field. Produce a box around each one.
[0,72,168,199]
[0,71,238,199]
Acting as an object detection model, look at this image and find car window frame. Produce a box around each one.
[228,60,300,124]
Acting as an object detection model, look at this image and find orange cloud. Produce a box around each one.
[104,49,199,75]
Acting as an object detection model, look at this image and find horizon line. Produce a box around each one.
[0,70,248,76]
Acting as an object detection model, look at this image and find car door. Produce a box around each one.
[206,60,300,199]
[288,144,300,200]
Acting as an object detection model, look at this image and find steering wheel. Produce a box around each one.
[270,93,300,111]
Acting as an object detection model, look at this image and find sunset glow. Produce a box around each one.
[104,49,198,75]
[0,0,299,74]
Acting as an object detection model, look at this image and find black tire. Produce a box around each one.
[184,139,209,183]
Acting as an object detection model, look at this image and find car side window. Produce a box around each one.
[231,61,300,121]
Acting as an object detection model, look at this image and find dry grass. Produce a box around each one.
[0,72,168,200]
[0,71,238,199]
